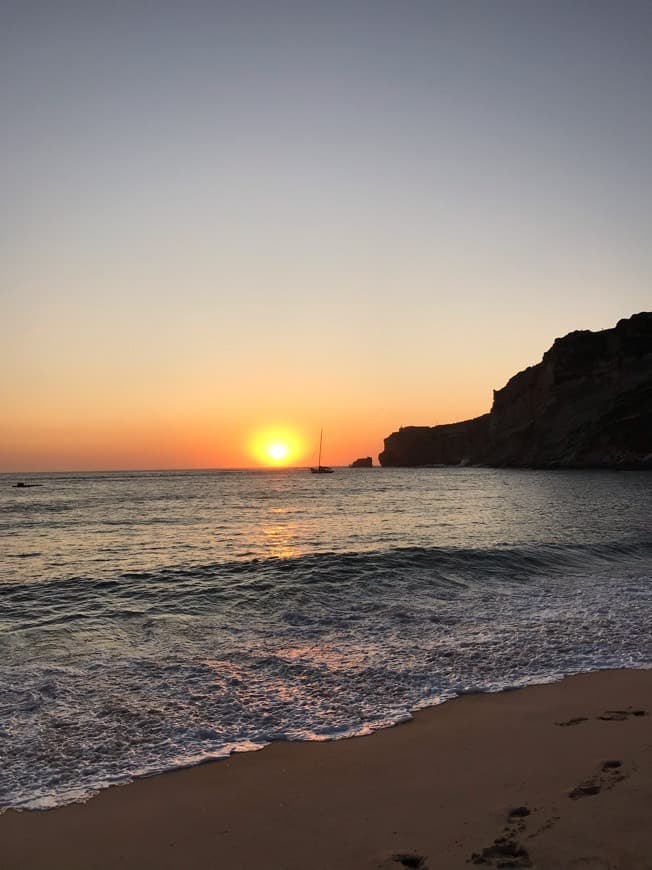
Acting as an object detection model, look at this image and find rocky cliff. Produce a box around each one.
[379,312,652,469]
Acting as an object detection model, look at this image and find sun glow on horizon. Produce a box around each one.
[249,426,306,467]
[266,441,289,461]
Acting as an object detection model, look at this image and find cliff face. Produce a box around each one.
[379,312,652,469]
[378,415,490,467]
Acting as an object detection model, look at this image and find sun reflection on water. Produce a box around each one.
[261,523,299,559]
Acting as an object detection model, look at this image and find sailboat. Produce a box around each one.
[310,429,334,474]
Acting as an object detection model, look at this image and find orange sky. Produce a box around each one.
[1,390,490,471]
[2,280,648,471]
[0,306,637,472]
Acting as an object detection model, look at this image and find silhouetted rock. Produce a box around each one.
[379,416,490,467]
[379,312,652,469]
[350,457,373,468]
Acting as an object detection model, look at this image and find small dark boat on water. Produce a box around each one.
[310,429,334,474]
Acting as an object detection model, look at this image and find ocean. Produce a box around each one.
[1,467,650,811]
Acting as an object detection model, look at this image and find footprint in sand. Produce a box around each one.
[555,707,647,726]
[469,835,532,867]
[470,802,566,865]
[569,759,625,799]
[555,716,588,727]
[469,806,534,867]
[379,852,428,869]
[597,708,647,721]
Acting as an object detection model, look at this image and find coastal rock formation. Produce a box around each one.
[350,457,373,468]
[379,416,490,467]
[379,312,652,469]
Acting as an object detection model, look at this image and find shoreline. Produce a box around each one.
[6,665,648,814]
[2,667,651,868]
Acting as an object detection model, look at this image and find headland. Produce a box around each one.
[380,311,652,468]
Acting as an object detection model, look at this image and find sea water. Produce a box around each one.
[1,468,650,810]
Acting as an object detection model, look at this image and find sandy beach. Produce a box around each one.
[1,668,650,869]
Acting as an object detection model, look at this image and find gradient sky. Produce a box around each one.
[2,0,651,470]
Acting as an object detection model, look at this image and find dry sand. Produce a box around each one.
[1,668,651,869]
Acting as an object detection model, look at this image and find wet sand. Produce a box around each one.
[2,668,651,869]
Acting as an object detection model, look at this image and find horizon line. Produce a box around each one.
[0,465,373,475]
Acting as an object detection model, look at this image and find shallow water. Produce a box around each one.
[1,468,650,809]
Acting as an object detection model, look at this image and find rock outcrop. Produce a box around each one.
[379,416,490,467]
[379,312,652,469]
[350,456,373,468]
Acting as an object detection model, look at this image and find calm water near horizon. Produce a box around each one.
[1,467,651,810]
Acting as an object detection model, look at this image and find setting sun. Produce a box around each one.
[266,442,289,462]
[248,426,306,467]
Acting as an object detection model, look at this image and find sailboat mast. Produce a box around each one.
[318,428,323,467]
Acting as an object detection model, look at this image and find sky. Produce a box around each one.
[2,0,651,471]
